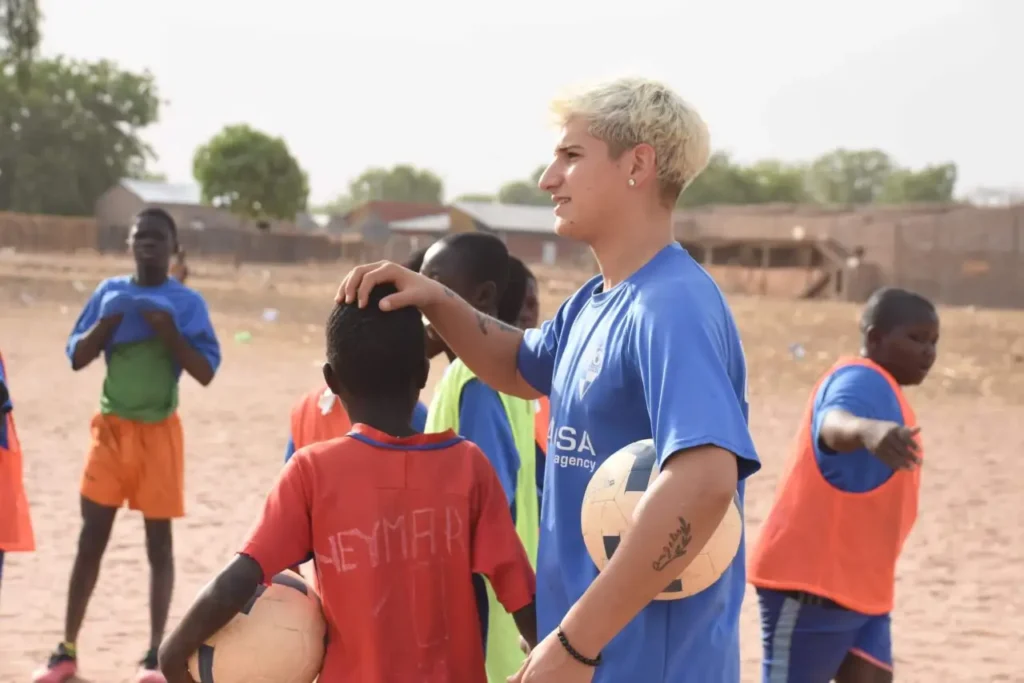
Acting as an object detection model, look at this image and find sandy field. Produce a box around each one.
[0,251,1022,682]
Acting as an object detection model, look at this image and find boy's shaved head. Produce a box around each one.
[498,255,530,326]
[324,283,428,401]
[420,232,510,316]
[136,207,179,250]
[861,286,940,386]
[403,247,430,273]
[860,287,937,337]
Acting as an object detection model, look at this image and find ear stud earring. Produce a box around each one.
[628,178,636,187]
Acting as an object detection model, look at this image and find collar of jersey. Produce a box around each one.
[348,423,464,451]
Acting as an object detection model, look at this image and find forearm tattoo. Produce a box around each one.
[652,517,693,571]
[474,311,520,336]
[439,285,518,336]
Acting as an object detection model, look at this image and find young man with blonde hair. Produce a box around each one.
[337,77,760,683]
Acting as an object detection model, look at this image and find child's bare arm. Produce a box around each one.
[158,555,263,682]
[141,310,215,385]
[70,315,123,370]
[513,599,538,649]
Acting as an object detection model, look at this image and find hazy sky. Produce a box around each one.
[40,0,1020,205]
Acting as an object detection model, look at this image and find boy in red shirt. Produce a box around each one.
[158,283,538,683]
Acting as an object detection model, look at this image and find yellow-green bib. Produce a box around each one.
[425,359,537,683]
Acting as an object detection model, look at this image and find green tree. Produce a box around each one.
[498,180,548,205]
[132,170,168,183]
[0,56,160,215]
[878,163,957,203]
[325,164,444,214]
[192,124,309,221]
[744,160,809,203]
[679,153,756,207]
[806,149,895,205]
[497,165,549,205]
[454,193,496,203]
[679,153,808,207]
[0,0,41,90]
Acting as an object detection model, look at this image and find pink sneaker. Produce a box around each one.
[134,670,167,683]
[133,648,167,683]
[31,644,78,683]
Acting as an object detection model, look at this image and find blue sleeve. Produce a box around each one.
[65,282,107,364]
[0,359,10,450]
[812,365,904,454]
[517,283,591,396]
[632,290,760,481]
[284,435,296,463]
[0,357,9,413]
[517,320,560,397]
[176,292,222,375]
[411,400,429,432]
[458,380,519,507]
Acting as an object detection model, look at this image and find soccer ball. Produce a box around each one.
[188,571,326,683]
[581,439,743,600]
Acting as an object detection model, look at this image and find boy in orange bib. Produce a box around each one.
[0,351,36,604]
[749,287,939,683]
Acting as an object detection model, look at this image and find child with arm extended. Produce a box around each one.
[749,287,939,683]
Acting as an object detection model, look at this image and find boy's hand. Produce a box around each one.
[508,630,595,683]
[156,640,194,683]
[142,309,178,340]
[95,312,124,346]
[161,665,196,683]
[98,291,133,320]
[336,261,447,311]
[860,421,921,471]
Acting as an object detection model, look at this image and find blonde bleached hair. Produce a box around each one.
[550,77,711,202]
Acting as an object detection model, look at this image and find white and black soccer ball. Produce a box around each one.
[581,439,743,600]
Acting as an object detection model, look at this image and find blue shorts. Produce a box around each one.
[758,588,893,683]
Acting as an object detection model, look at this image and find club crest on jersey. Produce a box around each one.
[578,342,604,399]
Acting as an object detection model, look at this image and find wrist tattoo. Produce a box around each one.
[652,516,693,571]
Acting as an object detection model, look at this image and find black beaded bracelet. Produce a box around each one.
[556,626,602,667]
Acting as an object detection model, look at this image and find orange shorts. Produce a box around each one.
[80,412,185,520]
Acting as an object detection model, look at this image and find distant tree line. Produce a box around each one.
[1,4,1005,223]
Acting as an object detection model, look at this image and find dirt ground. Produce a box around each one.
[0,251,1022,682]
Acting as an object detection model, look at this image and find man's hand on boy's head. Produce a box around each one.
[336,260,447,311]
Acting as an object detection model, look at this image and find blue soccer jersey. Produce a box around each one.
[517,243,761,682]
